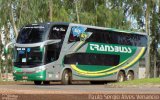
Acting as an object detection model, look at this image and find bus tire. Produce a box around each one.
[127,71,134,81]
[117,71,125,82]
[43,81,50,85]
[34,81,42,85]
[61,70,72,85]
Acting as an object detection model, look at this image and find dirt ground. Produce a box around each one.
[0,81,159,100]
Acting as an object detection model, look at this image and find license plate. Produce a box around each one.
[22,76,28,79]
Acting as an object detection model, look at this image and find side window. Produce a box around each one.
[117,33,147,47]
[110,32,118,44]
[123,34,132,45]
[103,32,111,44]
[140,36,147,46]
[64,53,120,66]
[68,31,80,43]
[86,28,105,43]
[68,27,105,43]
[49,25,67,41]
[68,26,91,43]
[45,43,61,63]
[103,31,119,44]
[135,35,147,47]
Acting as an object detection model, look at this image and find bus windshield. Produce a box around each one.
[14,47,43,68]
[17,25,48,44]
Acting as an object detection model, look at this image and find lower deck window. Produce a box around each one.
[64,53,119,66]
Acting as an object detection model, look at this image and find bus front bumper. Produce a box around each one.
[13,70,46,81]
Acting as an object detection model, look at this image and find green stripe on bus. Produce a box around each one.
[71,47,145,76]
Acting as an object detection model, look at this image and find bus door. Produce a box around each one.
[45,25,68,64]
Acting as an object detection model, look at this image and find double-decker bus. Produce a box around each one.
[6,22,148,85]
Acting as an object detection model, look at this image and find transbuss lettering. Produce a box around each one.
[90,44,132,53]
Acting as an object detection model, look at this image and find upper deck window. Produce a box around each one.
[86,28,147,47]
[17,25,48,44]
[49,25,68,40]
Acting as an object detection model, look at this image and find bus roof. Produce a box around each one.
[25,22,147,36]
[69,23,147,36]
[30,22,70,27]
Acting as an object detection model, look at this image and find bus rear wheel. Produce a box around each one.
[61,70,72,85]
[127,71,134,81]
[34,81,42,85]
[117,71,125,82]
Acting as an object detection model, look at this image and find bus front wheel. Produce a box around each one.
[34,81,42,85]
[61,70,72,85]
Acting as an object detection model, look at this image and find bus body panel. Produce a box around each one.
[12,22,148,83]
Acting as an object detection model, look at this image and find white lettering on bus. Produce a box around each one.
[89,44,132,53]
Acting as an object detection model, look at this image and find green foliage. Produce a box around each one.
[0,0,132,30]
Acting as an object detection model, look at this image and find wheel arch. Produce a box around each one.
[61,67,73,85]
[116,69,126,82]
[60,67,73,79]
[126,70,135,80]
[127,70,134,75]
[117,70,126,76]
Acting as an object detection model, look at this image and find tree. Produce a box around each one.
[0,30,2,78]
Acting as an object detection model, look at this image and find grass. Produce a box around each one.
[107,78,160,87]
[0,78,160,86]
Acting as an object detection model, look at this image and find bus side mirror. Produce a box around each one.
[5,42,15,54]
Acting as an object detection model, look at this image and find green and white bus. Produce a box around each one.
[7,22,148,85]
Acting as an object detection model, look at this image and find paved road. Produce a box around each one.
[0,82,160,94]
